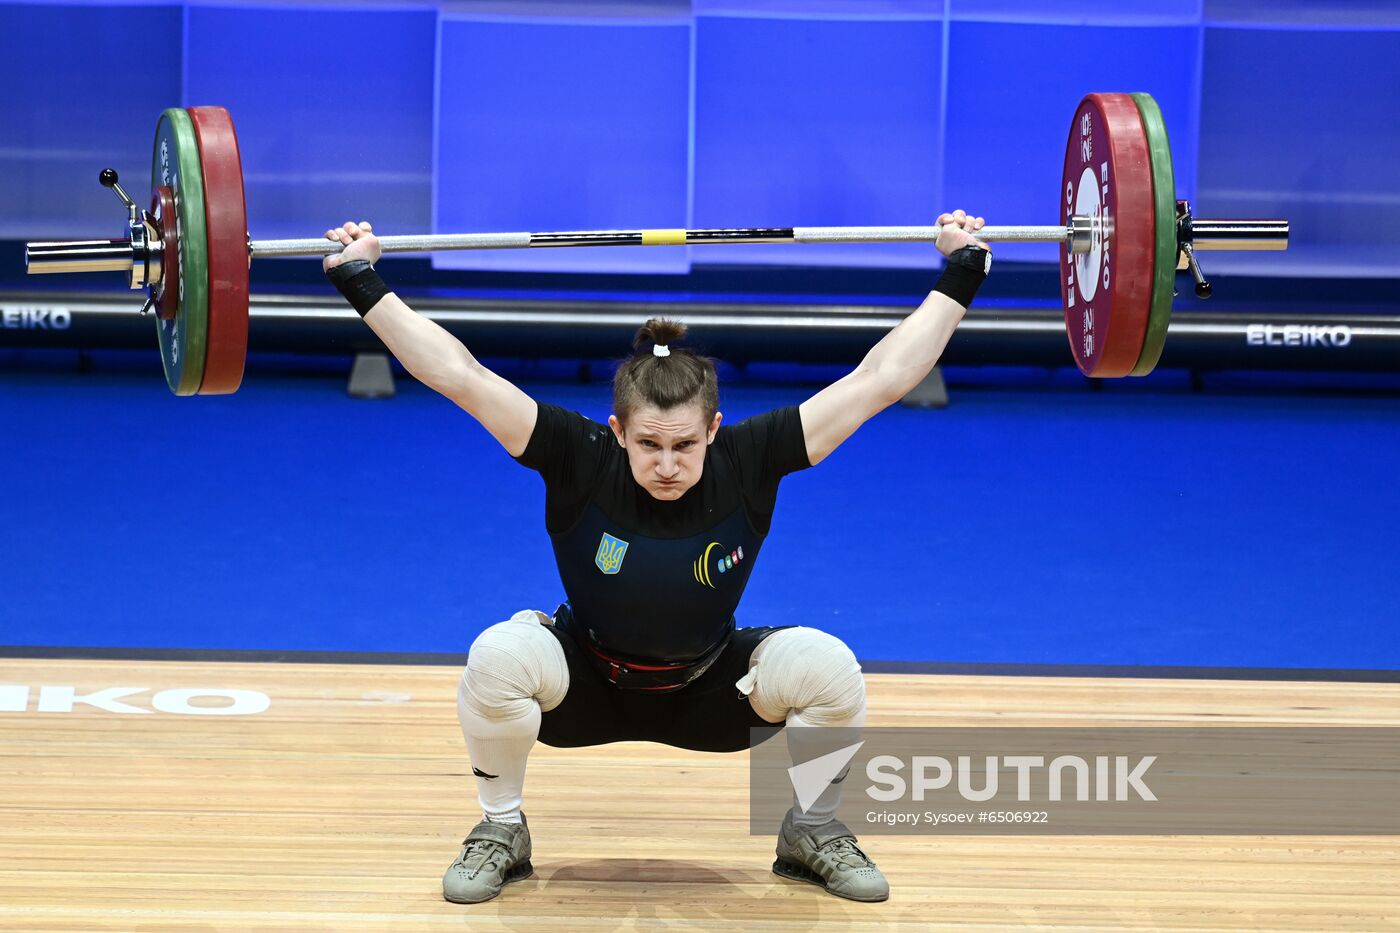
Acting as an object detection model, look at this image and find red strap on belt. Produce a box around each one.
[584,641,692,672]
[582,640,698,690]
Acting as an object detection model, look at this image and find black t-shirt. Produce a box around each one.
[515,401,811,660]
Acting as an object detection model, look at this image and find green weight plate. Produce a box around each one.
[1129,92,1176,377]
[151,108,208,396]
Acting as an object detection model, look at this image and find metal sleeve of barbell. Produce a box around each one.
[1188,219,1290,251]
[25,239,136,274]
[249,224,1074,258]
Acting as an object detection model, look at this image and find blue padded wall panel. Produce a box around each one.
[1205,0,1400,29]
[695,0,942,16]
[433,16,692,274]
[950,0,1201,26]
[184,7,436,243]
[0,3,182,239]
[943,19,1201,264]
[692,13,944,269]
[1199,25,1400,276]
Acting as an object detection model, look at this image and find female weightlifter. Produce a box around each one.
[321,210,989,904]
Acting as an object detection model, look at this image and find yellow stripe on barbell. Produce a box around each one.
[641,229,688,246]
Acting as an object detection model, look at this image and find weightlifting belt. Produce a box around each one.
[554,603,733,692]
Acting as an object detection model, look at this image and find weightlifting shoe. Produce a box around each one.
[773,809,889,902]
[442,815,533,904]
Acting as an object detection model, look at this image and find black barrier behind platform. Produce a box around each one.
[2,290,1398,374]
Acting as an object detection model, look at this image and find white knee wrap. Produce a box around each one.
[736,627,866,727]
[459,609,569,720]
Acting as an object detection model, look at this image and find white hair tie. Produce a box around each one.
[652,344,671,358]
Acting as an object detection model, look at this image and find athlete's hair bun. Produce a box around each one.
[614,317,717,425]
[633,317,687,352]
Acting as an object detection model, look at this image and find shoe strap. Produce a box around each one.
[805,821,876,868]
[463,821,521,848]
[805,819,856,849]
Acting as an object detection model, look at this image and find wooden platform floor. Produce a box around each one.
[2,657,1398,931]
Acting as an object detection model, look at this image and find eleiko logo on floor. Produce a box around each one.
[0,685,270,715]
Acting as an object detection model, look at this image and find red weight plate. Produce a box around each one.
[187,106,249,395]
[149,185,179,321]
[1059,93,1154,378]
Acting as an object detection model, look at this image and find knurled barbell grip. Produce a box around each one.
[250,232,532,258]
[247,224,1079,259]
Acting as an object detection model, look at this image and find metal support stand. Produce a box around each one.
[348,352,395,399]
[899,366,948,409]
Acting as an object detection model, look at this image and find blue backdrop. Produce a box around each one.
[3,0,1399,278]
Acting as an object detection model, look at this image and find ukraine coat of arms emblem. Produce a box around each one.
[595,532,629,574]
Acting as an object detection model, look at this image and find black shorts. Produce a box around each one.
[538,620,789,753]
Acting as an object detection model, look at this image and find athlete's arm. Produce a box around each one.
[798,210,988,466]
[323,221,536,457]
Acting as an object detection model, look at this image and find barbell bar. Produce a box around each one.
[22,224,1084,278]
[25,220,1288,270]
[21,93,1290,394]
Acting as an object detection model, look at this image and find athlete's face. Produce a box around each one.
[609,403,722,501]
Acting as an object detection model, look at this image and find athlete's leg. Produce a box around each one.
[456,609,569,823]
[445,609,568,905]
[736,626,887,902]
[738,626,866,822]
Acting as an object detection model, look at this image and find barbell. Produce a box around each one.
[24,93,1288,395]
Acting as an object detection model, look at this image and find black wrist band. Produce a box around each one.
[326,259,390,317]
[932,245,991,309]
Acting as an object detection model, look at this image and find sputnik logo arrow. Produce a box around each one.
[787,741,864,813]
